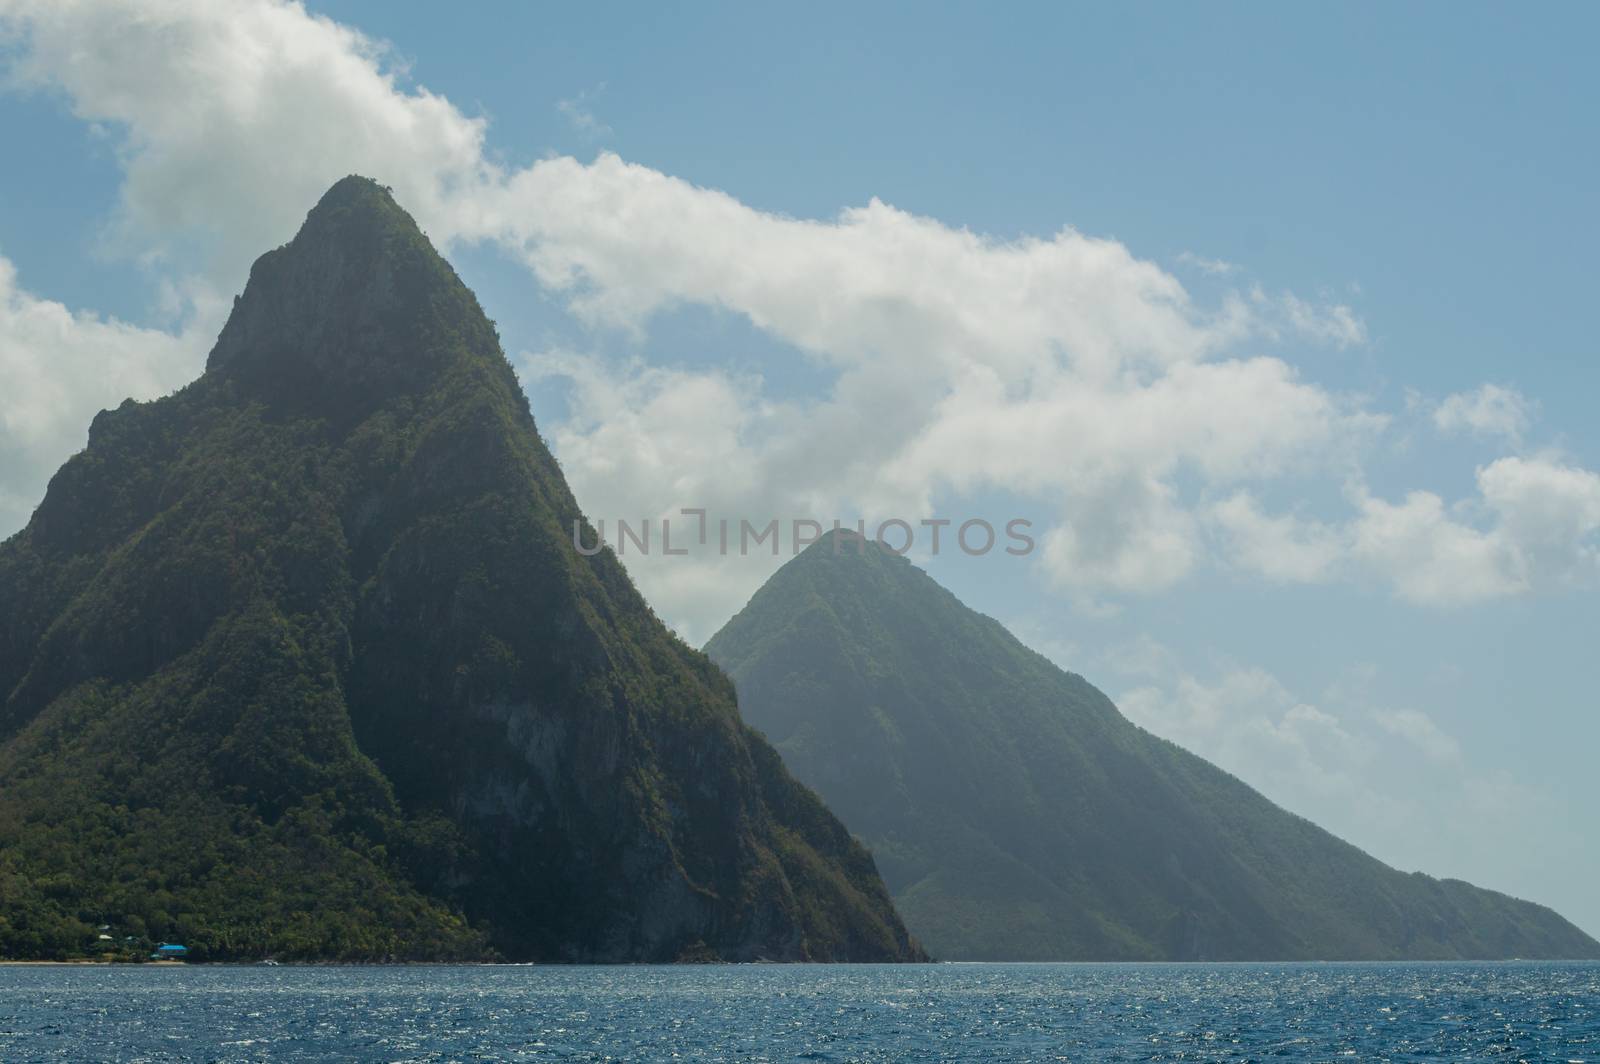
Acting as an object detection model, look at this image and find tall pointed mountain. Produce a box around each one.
[705,534,1599,961]
[0,178,921,963]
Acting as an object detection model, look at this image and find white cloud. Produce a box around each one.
[1349,487,1526,605]
[1120,665,1374,809]
[556,84,611,139]
[1207,491,1343,583]
[1205,454,1600,606]
[1373,707,1462,767]
[1175,250,1238,276]
[1478,455,1600,581]
[1349,455,1600,605]
[1270,288,1367,348]
[0,0,1594,633]
[0,0,492,284]
[0,252,214,534]
[492,159,1373,619]
[1433,383,1535,442]
[1096,632,1181,679]
[1113,655,1562,884]
[520,350,794,641]
[1039,477,1201,593]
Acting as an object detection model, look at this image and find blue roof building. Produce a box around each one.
[151,943,188,959]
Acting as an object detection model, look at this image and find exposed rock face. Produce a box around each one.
[0,178,922,963]
[707,535,1600,962]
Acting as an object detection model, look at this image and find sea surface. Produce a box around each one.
[1,961,1596,1062]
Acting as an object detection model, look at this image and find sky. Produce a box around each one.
[1,1,1596,935]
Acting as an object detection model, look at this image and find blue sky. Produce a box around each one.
[1,2,1595,934]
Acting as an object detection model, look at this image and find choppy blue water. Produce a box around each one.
[1,961,1596,1062]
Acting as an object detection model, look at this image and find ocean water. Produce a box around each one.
[1,961,1596,1062]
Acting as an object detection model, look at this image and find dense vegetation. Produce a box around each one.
[0,178,921,963]
[706,535,1600,961]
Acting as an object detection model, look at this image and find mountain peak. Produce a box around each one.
[312,173,403,211]
[0,178,921,963]
[295,175,417,250]
[205,176,496,405]
[709,541,1600,962]
[771,531,932,602]
[800,530,907,566]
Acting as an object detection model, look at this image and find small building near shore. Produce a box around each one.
[151,943,188,959]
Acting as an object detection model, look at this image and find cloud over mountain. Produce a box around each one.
[1,0,1595,637]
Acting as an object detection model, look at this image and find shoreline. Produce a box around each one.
[4,957,1598,968]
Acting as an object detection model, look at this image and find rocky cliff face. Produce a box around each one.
[0,178,922,963]
[707,535,1600,962]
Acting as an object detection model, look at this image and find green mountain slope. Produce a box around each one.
[705,534,1599,961]
[0,178,921,964]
